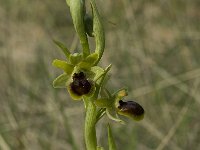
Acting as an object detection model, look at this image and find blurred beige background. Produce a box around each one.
[0,0,200,149]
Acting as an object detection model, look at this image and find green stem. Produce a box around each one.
[85,100,97,150]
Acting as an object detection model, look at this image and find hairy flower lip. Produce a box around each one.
[118,100,144,117]
[70,72,92,96]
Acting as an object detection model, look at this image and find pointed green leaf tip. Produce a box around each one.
[69,53,83,65]
[53,73,70,88]
[108,124,117,150]
[53,40,70,59]
[52,59,74,74]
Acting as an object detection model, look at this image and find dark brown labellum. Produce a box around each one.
[118,100,144,117]
[70,72,92,96]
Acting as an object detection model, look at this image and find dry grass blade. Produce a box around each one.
[156,106,188,150]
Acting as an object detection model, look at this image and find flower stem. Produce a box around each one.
[85,100,97,150]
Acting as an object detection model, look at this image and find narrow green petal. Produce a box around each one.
[52,59,74,74]
[53,73,70,88]
[107,124,117,150]
[69,53,83,65]
[78,52,99,69]
[53,40,70,59]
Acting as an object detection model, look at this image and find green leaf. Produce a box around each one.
[53,73,70,88]
[107,124,117,150]
[78,52,99,69]
[69,0,90,58]
[52,59,74,74]
[53,40,70,59]
[69,53,83,65]
[90,0,105,64]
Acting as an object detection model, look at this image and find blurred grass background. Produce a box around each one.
[0,0,200,149]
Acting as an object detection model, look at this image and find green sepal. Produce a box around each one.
[90,0,105,65]
[53,40,70,59]
[52,59,74,74]
[78,53,99,69]
[107,124,117,150]
[69,53,83,65]
[53,73,70,88]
